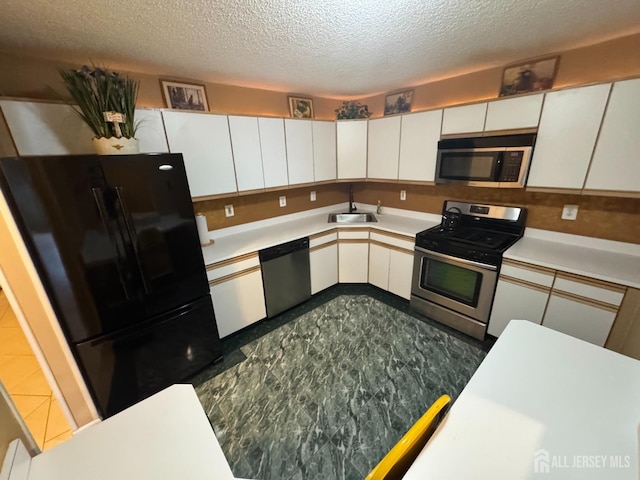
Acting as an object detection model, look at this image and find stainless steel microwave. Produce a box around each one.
[435,134,536,188]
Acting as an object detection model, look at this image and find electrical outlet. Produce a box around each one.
[310,191,316,201]
[224,204,234,217]
[561,204,579,220]
[279,195,287,207]
[400,190,407,201]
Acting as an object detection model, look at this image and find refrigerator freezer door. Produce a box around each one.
[75,295,222,418]
[99,154,210,318]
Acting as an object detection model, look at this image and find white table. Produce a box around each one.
[403,320,640,480]
[26,384,236,480]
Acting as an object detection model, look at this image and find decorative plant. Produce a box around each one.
[334,100,372,120]
[59,65,139,139]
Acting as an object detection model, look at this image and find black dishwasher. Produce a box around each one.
[259,237,311,318]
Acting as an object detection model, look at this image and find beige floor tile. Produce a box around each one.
[9,368,52,396]
[0,327,33,355]
[24,397,50,450]
[43,430,72,451]
[11,394,50,419]
[45,399,71,441]
[0,355,41,390]
[0,306,18,328]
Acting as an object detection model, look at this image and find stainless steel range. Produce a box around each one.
[410,200,526,340]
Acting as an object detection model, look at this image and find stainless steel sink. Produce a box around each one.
[328,212,378,223]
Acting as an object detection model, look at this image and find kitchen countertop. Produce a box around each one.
[201,203,440,266]
[504,228,640,289]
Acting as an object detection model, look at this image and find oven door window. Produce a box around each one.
[438,151,501,181]
[420,258,482,307]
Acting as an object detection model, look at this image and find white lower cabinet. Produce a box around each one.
[209,269,266,338]
[542,294,616,347]
[338,242,369,283]
[388,250,413,300]
[310,244,338,294]
[368,243,390,290]
[488,278,549,337]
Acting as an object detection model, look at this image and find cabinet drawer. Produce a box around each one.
[500,261,555,288]
[338,229,369,240]
[553,273,625,307]
[206,253,260,281]
[309,230,338,248]
[369,231,414,251]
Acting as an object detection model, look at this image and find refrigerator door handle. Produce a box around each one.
[114,186,151,294]
[91,187,133,300]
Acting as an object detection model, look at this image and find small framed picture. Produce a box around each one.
[288,97,314,119]
[384,90,413,116]
[499,56,560,97]
[161,80,209,111]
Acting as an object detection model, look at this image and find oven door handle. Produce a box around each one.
[414,246,498,271]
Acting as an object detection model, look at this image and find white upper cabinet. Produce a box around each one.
[162,111,237,198]
[135,109,169,153]
[367,116,401,180]
[585,78,640,193]
[258,117,288,188]
[284,119,314,185]
[527,84,611,190]
[228,116,264,192]
[484,94,544,131]
[398,109,443,182]
[312,121,336,182]
[0,100,94,155]
[337,120,368,179]
[441,103,487,135]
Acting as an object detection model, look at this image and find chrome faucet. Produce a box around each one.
[349,185,357,213]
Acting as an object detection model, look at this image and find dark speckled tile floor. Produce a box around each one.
[189,285,492,480]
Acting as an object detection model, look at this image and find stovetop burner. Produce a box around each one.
[415,200,527,266]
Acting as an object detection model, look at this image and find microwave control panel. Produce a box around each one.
[498,151,523,182]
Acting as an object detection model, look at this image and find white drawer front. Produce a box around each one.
[553,277,625,306]
[369,231,414,251]
[500,264,554,288]
[310,231,338,248]
[206,255,260,281]
[338,230,369,240]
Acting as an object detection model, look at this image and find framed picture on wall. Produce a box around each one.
[384,90,413,115]
[499,56,560,97]
[161,80,209,111]
[288,97,314,118]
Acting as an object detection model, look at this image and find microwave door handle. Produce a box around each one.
[114,186,152,295]
[91,187,133,300]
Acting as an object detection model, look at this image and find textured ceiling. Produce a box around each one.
[1,0,640,97]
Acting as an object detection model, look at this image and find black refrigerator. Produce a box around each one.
[0,153,223,418]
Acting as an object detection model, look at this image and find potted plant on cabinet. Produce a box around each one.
[59,65,140,154]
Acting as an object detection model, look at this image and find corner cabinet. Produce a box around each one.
[207,253,266,338]
[337,229,369,282]
[162,111,237,198]
[337,120,368,179]
[134,109,169,153]
[584,78,640,194]
[527,84,611,190]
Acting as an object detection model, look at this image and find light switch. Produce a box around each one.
[561,204,579,220]
[279,196,287,207]
[224,204,234,217]
[400,190,407,201]
[310,191,316,202]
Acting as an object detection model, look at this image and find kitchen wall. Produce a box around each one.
[355,183,640,244]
